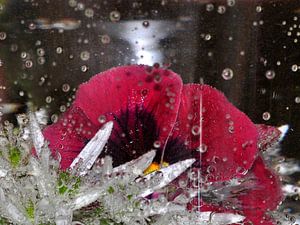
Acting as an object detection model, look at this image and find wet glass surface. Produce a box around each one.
[0,0,300,224]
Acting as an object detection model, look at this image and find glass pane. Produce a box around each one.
[0,0,299,224]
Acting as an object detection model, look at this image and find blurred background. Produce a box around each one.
[0,0,299,214]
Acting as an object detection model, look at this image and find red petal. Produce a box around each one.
[43,106,99,169]
[256,124,281,151]
[43,65,183,169]
[238,156,283,220]
[169,84,258,182]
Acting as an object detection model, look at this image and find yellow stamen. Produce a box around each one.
[143,162,169,175]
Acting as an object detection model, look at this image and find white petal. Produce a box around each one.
[278,124,289,141]
[70,121,113,176]
[138,158,195,197]
[113,150,156,175]
[29,112,45,156]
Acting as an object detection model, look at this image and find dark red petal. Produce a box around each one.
[74,65,182,155]
[43,106,99,169]
[168,84,258,182]
[256,124,281,151]
[238,156,283,220]
[44,65,183,169]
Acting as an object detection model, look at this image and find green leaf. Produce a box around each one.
[8,146,21,168]
[107,186,114,194]
[25,200,35,221]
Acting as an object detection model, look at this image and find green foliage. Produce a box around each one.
[25,200,35,221]
[8,146,21,168]
[57,171,81,195]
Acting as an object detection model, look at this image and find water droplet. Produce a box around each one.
[196,144,207,153]
[228,125,234,133]
[0,32,6,40]
[217,5,226,14]
[81,65,88,72]
[227,0,235,7]
[37,57,46,65]
[45,96,52,103]
[25,60,33,68]
[265,70,275,79]
[56,47,63,54]
[10,44,18,52]
[206,3,214,11]
[51,114,58,123]
[236,167,248,175]
[142,21,149,27]
[262,112,271,121]
[204,34,211,41]
[20,52,27,59]
[0,60,3,67]
[68,0,77,7]
[19,91,24,96]
[191,125,200,135]
[100,35,111,44]
[80,51,90,61]
[110,11,121,22]
[85,8,94,18]
[60,105,66,112]
[77,2,85,10]
[153,140,161,148]
[256,6,262,12]
[28,23,36,30]
[62,84,70,92]
[291,64,298,72]
[98,115,106,124]
[37,48,45,56]
[222,68,234,80]
[295,96,300,104]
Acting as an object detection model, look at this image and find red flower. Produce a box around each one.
[43,65,283,224]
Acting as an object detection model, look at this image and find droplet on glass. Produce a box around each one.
[206,3,214,11]
[196,144,207,153]
[10,44,18,52]
[51,114,58,123]
[100,35,111,44]
[62,84,70,92]
[80,51,90,61]
[153,140,161,148]
[37,57,46,65]
[142,21,149,27]
[68,0,77,7]
[110,10,121,22]
[256,6,262,12]
[262,112,271,121]
[85,8,94,18]
[291,64,298,72]
[45,96,52,103]
[77,2,85,10]
[217,5,226,14]
[25,60,33,68]
[37,48,45,56]
[56,47,63,54]
[60,105,66,112]
[81,65,88,72]
[265,70,275,80]
[28,23,36,30]
[222,68,234,80]
[295,96,300,104]
[191,125,200,136]
[227,0,235,7]
[20,52,27,59]
[98,115,106,124]
[0,32,6,40]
